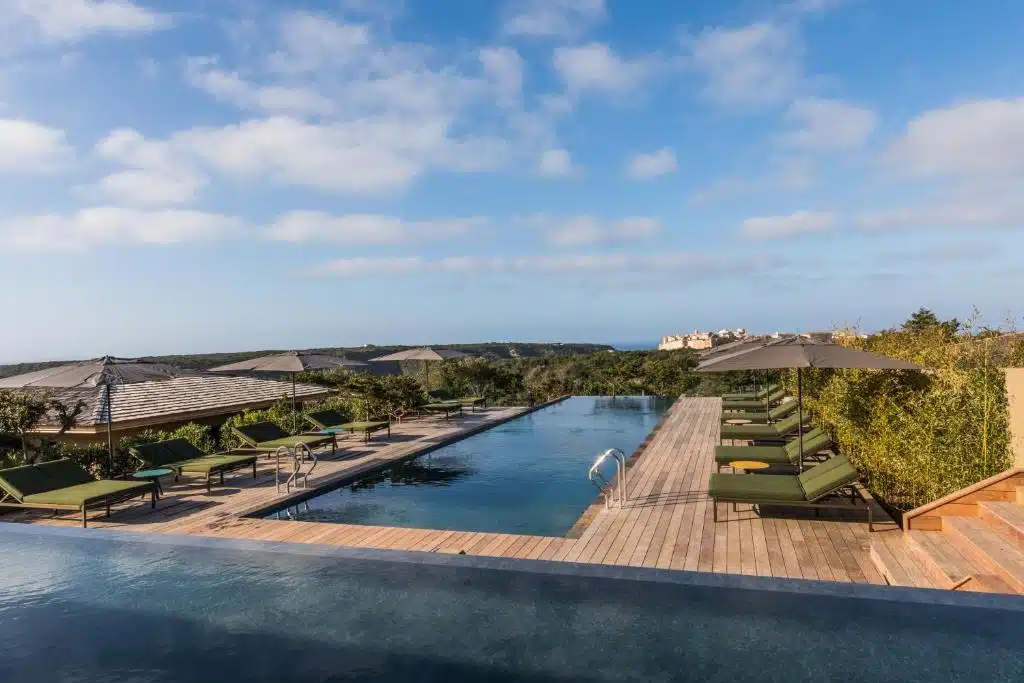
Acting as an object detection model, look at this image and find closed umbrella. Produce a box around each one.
[368,347,470,389]
[0,356,198,474]
[209,351,367,429]
[697,336,922,469]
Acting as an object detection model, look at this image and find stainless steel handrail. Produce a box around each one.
[295,442,315,489]
[274,446,292,494]
[588,448,627,509]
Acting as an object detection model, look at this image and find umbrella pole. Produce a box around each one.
[105,382,115,476]
[292,373,297,432]
[797,368,804,473]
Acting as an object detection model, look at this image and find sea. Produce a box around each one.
[608,342,657,351]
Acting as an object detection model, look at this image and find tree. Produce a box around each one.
[0,390,51,461]
[903,307,960,337]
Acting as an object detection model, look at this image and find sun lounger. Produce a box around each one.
[0,459,155,528]
[722,384,779,400]
[232,422,336,455]
[456,396,486,411]
[720,398,798,425]
[131,438,258,492]
[713,428,832,471]
[305,410,391,443]
[720,413,805,441]
[724,387,786,409]
[708,454,873,530]
[421,401,463,419]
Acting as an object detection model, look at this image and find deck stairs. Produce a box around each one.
[870,468,1024,595]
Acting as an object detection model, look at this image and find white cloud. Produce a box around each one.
[530,215,662,246]
[537,148,575,178]
[779,98,876,151]
[858,197,1024,232]
[688,23,801,108]
[479,47,524,106]
[310,256,425,277]
[91,128,204,205]
[553,43,647,94]
[265,212,488,244]
[886,98,1024,179]
[3,0,169,42]
[502,0,605,39]
[267,11,372,74]
[740,210,835,239]
[0,119,72,173]
[626,148,677,180]
[310,250,745,279]
[0,207,246,250]
[185,58,336,116]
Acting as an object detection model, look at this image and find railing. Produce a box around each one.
[275,442,318,494]
[588,448,627,509]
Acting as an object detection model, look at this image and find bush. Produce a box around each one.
[800,323,1019,510]
[221,403,296,449]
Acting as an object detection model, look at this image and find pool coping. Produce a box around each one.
[565,397,674,539]
[240,394,572,519]
[5,521,1023,613]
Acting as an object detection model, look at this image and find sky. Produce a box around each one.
[1,0,1023,362]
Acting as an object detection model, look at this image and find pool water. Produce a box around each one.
[269,396,671,536]
[1,526,1021,683]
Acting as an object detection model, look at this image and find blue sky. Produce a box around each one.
[1,0,1023,362]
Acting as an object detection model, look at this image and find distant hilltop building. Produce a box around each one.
[659,328,748,351]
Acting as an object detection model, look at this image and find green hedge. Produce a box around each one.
[799,327,1020,510]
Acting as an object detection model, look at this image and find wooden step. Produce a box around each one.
[905,530,975,589]
[978,501,1024,549]
[869,531,939,589]
[943,516,1024,593]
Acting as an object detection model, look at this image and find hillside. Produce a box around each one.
[0,342,615,379]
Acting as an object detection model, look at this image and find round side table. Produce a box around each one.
[133,468,173,499]
[728,460,770,472]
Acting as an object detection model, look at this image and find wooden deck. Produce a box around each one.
[1,397,893,584]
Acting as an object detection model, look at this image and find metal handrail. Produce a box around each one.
[588,448,627,509]
[295,442,315,489]
[274,446,292,494]
[274,443,318,494]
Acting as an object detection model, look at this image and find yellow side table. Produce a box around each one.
[729,460,770,472]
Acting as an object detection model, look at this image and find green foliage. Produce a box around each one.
[902,307,961,338]
[0,390,87,465]
[221,404,296,449]
[800,322,1018,510]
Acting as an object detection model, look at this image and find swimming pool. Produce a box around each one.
[1,525,1021,682]
[266,396,671,536]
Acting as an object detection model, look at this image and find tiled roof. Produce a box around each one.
[34,375,331,430]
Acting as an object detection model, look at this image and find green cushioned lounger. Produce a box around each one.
[305,410,391,443]
[720,399,799,425]
[131,438,258,492]
[713,429,832,471]
[0,459,155,528]
[722,384,780,401]
[722,388,787,411]
[232,422,336,455]
[707,454,873,530]
[720,413,805,441]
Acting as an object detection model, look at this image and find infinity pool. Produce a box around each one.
[1,525,1021,683]
[267,396,671,536]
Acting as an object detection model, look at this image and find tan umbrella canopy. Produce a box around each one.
[697,336,922,469]
[368,348,470,362]
[0,356,199,471]
[209,351,366,428]
[369,347,471,389]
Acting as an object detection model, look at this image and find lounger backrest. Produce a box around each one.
[766,388,786,403]
[773,413,802,431]
[38,459,95,489]
[783,430,832,463]
[428,389,454,401]
[755,384,780,399]
[306,410,346,429]
[131,441,177,468]
[771,400,798,418]
[797,455,858,501]
[234,421,287,445]
[0,463,53,500]
[162,438,205,462]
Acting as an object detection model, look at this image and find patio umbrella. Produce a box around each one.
[0,356,198,473]
[208,351,365,429]
[697,336,922,469]
[368,347,470,389]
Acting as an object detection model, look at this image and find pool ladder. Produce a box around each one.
[588,448,627,509]
[275,442,317,494]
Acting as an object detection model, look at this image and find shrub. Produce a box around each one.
[221,404,296,449]
[799,323,1018,510]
